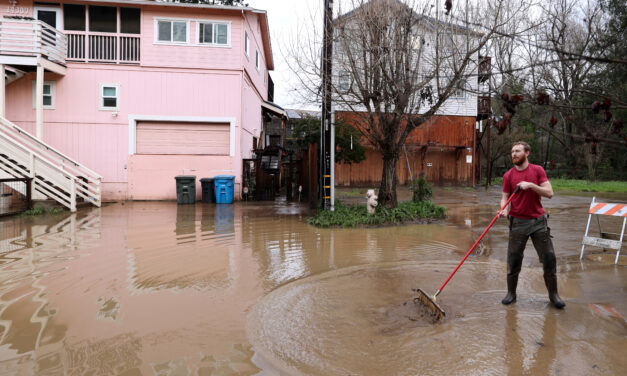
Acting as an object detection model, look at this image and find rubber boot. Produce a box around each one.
[544,273,565,309]
[501,274,517,305]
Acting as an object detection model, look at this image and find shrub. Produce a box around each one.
[307,201,446,228]
[410,176,433,203]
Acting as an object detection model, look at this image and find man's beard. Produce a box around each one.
[513,154,527,166]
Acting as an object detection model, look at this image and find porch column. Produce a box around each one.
[35,65,44,139]
[0,64,5,117]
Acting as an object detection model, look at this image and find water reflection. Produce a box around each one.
[505,308,557,376]
[0,210,101,368]
[128,202,236,292]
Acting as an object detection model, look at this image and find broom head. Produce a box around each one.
[414,288,446,322]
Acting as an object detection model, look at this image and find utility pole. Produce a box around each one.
[320,0,334,210]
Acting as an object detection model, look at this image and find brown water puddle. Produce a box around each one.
[0,187,624,375]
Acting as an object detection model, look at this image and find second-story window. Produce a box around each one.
[89,6,117,33]
[255,51,260,71]
[156,20,188,43]
[63,4,85,31]
[120,8,141,34]
[198,22,229,45]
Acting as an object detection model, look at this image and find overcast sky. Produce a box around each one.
[246,0,329,110]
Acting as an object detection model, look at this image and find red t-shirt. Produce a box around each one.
[502,164,548,219]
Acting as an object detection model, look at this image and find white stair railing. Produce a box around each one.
[0,116,101,211]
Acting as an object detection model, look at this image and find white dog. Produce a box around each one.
[366,189,378,214]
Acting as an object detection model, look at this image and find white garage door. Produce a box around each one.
[136,121,230,155]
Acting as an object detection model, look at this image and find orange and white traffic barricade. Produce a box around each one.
[580,197,626,264]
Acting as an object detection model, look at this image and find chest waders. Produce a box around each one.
[502,215,565,309]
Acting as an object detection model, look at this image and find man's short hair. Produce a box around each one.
[512,141,530,152]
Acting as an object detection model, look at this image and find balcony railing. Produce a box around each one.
[0,18,67,65]
[66,31,140,64]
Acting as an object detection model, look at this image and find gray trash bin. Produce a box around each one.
[175,175,196,204]
[200,178,215,203]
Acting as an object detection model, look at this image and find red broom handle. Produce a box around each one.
[435,186,520,296]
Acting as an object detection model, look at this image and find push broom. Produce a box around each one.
[414,186,520,322]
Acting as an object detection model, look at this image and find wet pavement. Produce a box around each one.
[0,187,625,375]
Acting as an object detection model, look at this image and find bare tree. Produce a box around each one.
[487,0,626,180]
[285,0,535,207]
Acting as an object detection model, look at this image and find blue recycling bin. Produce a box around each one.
[214,175,235,204]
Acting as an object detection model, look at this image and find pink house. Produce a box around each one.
[0,0,283,208]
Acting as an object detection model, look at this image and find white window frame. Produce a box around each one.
[154,18,189,45]
[244,31,250,58]
[452,78,466,99]
[444,77,466,100]
[255,50,260,71]
[99,83,120,111]
[195,20,231,47]
[31,81,56,110]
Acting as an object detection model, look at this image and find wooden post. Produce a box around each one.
[287,154,293,201]
[35,65,44,139]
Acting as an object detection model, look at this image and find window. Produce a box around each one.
[63,4,85,31]
[89,5,117,33]
[156,20,188,43]
[338,70,351,92]
[31,81,55,109]
[245,31,249,57]
[446,78,466,99]
[99,84,120,110]
[120,8,141,34]
[198,22,229,45]
[255,51,260,71]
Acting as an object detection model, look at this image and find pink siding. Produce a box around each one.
[0,0,34,18]
[11,121,128,183]
[241,75,262,158]
[242,12,268,100]
[128,155,237,200]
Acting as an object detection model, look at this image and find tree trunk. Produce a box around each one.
[378,153,399,208]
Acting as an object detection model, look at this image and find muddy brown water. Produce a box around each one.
[0,187,625,375]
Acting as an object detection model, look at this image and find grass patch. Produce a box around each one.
[307,201,446,228]
[484,177,627,193]
[549,179,627,193]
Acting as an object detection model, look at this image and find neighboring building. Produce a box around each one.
[0,0,280,209]
[331,0,489,187]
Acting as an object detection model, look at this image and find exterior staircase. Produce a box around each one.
[0,116,101,212]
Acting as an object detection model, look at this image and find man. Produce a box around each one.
[499,141,565,309]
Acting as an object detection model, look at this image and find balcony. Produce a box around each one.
[477,95,491,120]
[0,18,67,67]
[66,31,140,64]
[478,56,491,83]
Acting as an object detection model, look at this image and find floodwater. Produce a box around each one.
[0,188,625,375]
